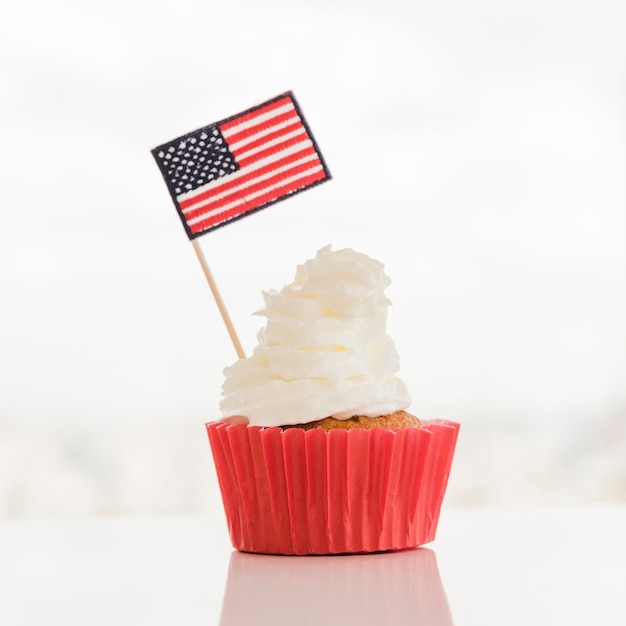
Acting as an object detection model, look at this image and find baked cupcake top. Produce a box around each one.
[220,245,411,427]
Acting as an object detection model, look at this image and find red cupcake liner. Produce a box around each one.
[206,420,460,555]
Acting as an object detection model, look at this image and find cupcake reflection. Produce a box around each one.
[219,548,453,626]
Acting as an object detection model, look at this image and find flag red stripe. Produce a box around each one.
[223,113,301,151]
[179,145,319,210]
[219,96,293,133]
[184,160,324,223]
[234,133,310,168]
[188,169,327,234]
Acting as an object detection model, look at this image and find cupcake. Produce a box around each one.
[206,245,459,555]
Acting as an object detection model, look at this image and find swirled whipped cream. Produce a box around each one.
[219,245,411,427]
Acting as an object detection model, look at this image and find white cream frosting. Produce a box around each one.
[219,245,411,426]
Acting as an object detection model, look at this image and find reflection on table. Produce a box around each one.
[220,547,453,626]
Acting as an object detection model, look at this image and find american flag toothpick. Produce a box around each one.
[151,91,331,358]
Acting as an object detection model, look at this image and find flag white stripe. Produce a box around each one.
[187,164,324,227]
[181,152,320,215]
[177,137,314,204]
[221,101,295,136]
[227,114,301,153]
[233,127,307,161]
[182,154,320,216]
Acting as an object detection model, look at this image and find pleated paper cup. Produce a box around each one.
[206,420,460,555]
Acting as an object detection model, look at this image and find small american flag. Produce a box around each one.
[152,92,331,239]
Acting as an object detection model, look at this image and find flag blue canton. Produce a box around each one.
[153,126,239,196]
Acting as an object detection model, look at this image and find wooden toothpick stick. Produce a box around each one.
[192,240,246,359]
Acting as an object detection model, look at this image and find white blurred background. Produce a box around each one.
[1,0,625,518]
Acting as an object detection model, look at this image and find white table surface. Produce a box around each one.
[2,505,625,625]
